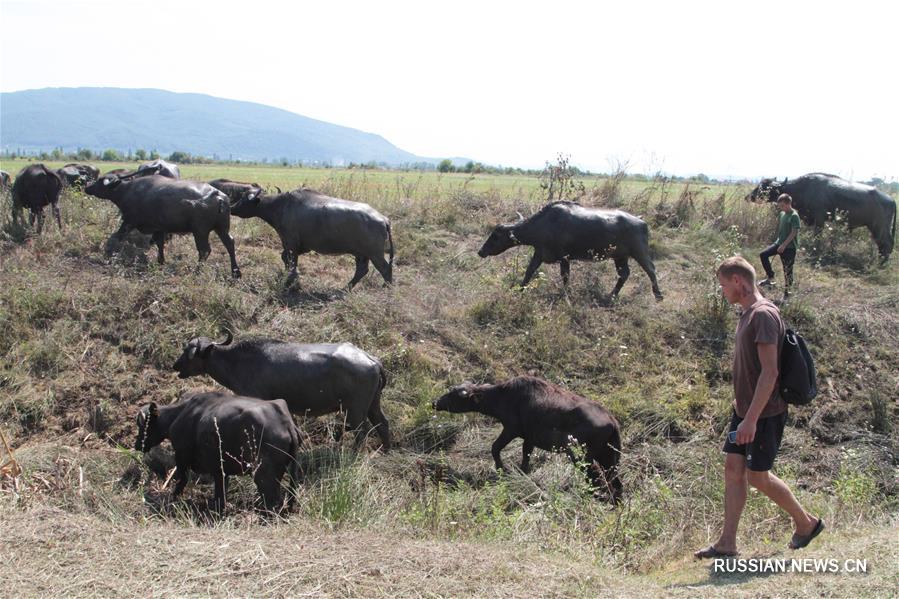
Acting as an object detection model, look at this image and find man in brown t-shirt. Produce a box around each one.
[695,256,823,559]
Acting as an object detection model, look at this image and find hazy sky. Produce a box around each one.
[2,0,896,179]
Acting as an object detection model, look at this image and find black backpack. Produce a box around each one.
[780,328,817,405]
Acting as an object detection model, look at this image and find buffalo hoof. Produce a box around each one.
[654,292,664,301]
[232,269,242,279]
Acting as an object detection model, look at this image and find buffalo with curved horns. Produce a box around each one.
[748,173,896,262]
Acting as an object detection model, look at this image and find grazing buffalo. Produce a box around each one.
[479,201,663,300]
[135,391,301,512]
[433,376,622,501]
[84,172,241,277]
[208,178,264,204]
[57,163,100,187]
[230,188,394,289]
[11,164,64,232]
[172,332,390,450]
[138,159,181,179]
[748,173,897,261]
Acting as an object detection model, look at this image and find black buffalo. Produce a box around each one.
[172,332,390,450]
[135,391,301,512]
[138,159,181,179]
[57,163,100,187]
[230,188,394,289]
[208,179,264,204]
[11,164,64,232]
[434,376,622,501]
[479,201,663,300]
[748,173,897,261]
[85,172,241,277]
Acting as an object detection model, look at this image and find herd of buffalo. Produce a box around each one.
[2,159,896,513]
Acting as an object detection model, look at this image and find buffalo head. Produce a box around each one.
[172,331,233,378]
[134,402,163,452]
[84,175,124,199]
[746,177,786,203]
[433,382,482,412]
[478,224,520,257]
[229,190,263,218]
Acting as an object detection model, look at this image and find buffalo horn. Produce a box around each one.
[213,330,233,347]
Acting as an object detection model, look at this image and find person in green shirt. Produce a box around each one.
[758,193,800,297]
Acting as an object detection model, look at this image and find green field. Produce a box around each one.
[0,162,896,596]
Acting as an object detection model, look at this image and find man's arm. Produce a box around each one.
[735,342,779,444]
[778,228,798,253]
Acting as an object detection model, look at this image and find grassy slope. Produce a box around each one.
[0,164,896,596]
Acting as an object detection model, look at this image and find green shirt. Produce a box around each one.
[775,210,800,249]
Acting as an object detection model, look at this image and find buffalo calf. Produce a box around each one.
[434,376,622,501]
[135,391,301,512]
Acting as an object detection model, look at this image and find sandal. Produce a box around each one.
[789,518,825,550]
[694,545,738,559]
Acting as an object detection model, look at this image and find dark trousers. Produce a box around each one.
[760,243,796,287]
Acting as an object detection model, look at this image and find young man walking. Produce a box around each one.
[695,256,823,559]
[759,193,800,297]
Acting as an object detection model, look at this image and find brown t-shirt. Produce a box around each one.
[733,298,786,418]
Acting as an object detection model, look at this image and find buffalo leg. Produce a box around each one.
[152,232,166,264]
[588,449,622,503]
[348,409,371,450]
[370,254,393,285]
[215,227,241,278]
[520,440,534,473]
[254,465,283,513]
[284,250,299,284]
[52,202,62,231]
[347,256,370,289]
[212,472,227,513]
[520,250,543,287]
[366,394,391,451]
[559,258,571,287]
[107,221,133,256]
[171,459,190,499]
[193,231,212,262]
[610,257,630,298]
[491,428,516,471]
[633,251,663,300]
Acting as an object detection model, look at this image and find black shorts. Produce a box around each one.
[723,410,787,472]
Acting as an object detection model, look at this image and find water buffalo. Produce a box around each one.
[208,178,263,203]
[748,173,897,261]
[84,173,241,277]
[57,163,100,187]
[11,164,64,232]
[135,391,301,513]
[479,201,663,300]
[230,188,394,289]
[138,159,181,179]
[433,376,622,501]
[172,332,390,450]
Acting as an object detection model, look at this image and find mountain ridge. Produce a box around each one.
[0,87,452,166]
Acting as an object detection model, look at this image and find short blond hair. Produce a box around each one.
[777,193,793,205]
[716,255,756,284]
